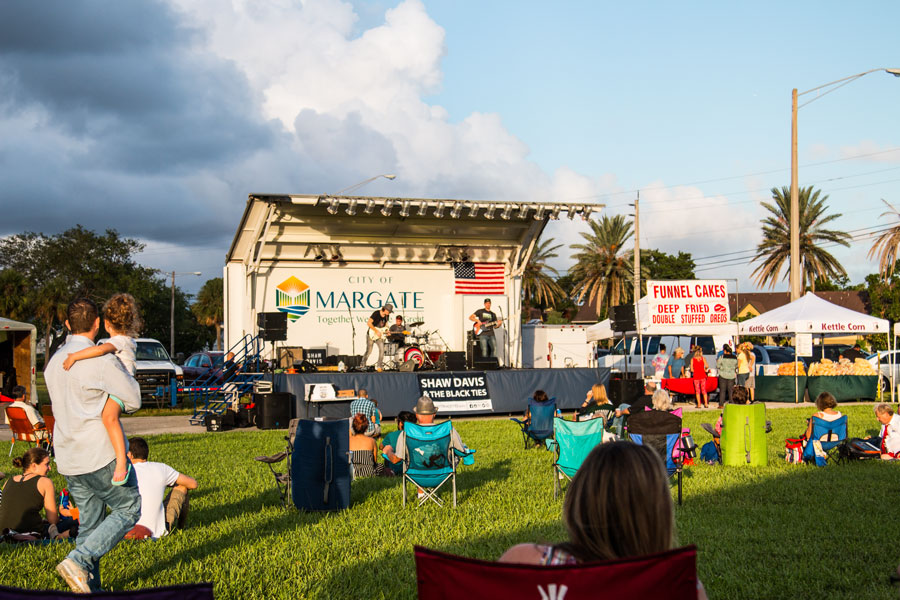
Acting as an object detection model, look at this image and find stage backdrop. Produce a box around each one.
[273,367,610,419]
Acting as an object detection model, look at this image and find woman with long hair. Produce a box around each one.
[499,442,706,598]
[0,447,73,540]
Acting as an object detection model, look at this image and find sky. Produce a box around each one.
[1,0,898,297]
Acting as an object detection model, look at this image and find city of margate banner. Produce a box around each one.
[417,372,492,412]
[646,280,730,326]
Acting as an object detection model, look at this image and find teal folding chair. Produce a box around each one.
[547,417,607,498]
[401,421,473,507]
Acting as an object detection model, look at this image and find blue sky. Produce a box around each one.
[1,1,897,296]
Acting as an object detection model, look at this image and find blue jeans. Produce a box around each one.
[478,335,495,358]
[64,459,141,591]
[611,403,629,438]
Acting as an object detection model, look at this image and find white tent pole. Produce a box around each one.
[794,332,799,404]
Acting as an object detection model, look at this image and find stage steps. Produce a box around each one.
[189,335,265,425]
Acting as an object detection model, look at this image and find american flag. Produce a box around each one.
[453,262,505,295]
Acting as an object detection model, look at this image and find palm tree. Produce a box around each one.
[192,277,224,350]
[0,269,31,321]
[32,277,70,357]
[569,215,635,313]
[522,238,566,308]
[868,199,900,279]
[751,186,851,292]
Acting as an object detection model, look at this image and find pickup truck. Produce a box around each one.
[99,337,184,400]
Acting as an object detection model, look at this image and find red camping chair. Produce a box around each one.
[415,544,698,600]
[5,406,50,456]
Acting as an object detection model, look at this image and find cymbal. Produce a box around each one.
[408,321,425,328]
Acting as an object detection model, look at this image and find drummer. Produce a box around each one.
[388,315,406,344]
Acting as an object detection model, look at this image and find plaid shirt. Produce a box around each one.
[350,397,377,434]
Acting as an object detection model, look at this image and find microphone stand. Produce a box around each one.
[497,304,507,368]
[348,302,356,358]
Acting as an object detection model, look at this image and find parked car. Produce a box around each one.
[867,350,900,391]
[182,351,225,385]
[99,337,184,400]
[604,335,732,376]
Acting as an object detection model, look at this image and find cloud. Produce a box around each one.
[840,140,900,164]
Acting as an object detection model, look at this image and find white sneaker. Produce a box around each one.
[417,490,425,499]
[56,558,91,594]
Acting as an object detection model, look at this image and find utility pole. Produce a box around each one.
[170,271,175,358]
[632,193,644,378]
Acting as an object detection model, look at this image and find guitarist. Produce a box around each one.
[469,298,502,359]
[362,303,393,371]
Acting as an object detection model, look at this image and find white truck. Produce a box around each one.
[601,334,734,377]
[99,337,184,402]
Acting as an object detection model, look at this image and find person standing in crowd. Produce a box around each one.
[690,347,710,409]
[716,345,738,408]
[362,303,393,371]
[665,347,686,379]
[652,344,668,378]
[44,298,141,593]
[469,298,503,359]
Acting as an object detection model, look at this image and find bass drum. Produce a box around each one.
[403,345,426,367]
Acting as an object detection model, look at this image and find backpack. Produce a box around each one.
[784,438,804,464]
[700,441,720,464]
[836,437,881,461]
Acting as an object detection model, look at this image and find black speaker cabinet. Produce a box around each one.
[443,351,467,371]
[257,312,287,329]
[399,359,417,372]
[473,357,500,370]
[254,392,293,430]
[608,306,636,332]
[607,377,645,408]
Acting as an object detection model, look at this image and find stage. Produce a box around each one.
[272,367,610,419]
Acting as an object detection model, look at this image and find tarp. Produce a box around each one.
[738,292,888,335]
[584,296,739,342]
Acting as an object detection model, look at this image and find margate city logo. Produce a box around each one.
[275,276,310,321]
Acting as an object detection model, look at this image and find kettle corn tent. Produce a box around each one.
[738,292,891,402]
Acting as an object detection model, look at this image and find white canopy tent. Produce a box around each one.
[738,292,890,403]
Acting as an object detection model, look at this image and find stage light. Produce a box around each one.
[381,199,395,216]
[312,245,325,261]
[399,200,411,217]
[417,200,428,216]
[449,202,463,219]
[331,245,343,261]
[364,199,376,214]
[517,205,529,219]
[345,199,358,216]
[582,206,594,220]
[467,203,479,217]
[326,197,339,215]
[434,201,446,218]
[533,206,545,220]
[485,203,497,219]
[567,205,577,219]
[500,205,513,220]
[460,249,470,261]
[549,205,561,220]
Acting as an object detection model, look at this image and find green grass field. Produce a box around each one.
[1,405,898,599]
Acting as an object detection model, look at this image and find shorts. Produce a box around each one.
[693,378,706,394]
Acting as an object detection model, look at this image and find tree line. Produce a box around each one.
[523,185,900,326]
[0,226,223,358]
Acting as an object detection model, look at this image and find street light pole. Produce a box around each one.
[335,174,397,196]
[170,271,202,358]
[789,68,900,301]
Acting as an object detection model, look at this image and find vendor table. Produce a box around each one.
[754,375,808,403]
[806,375,878,402]
[661,377,718,396]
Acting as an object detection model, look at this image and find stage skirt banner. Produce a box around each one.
[417,371,493,412]
[646,280,730,327]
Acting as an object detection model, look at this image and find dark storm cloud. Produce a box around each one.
[0,0,283,247]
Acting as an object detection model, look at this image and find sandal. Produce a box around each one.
[111,463,132,486]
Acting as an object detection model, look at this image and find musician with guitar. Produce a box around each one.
[362,303,393,371]
[469,298,503,359]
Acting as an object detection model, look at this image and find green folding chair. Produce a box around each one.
[401,421,473,507]
[547,417,608,498]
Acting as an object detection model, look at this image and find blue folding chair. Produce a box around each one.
[510,397,558,449]
[802,415,848,466]
[547,417,607,498]
[401,421,473,507]
[628,410,686,505]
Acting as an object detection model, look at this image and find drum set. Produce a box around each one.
[384,321,446,370]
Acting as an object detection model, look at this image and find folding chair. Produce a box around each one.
[400,421,471,508]
[548,417,607,498]
[509,397,557,449]
[802,415,848,466]
[627,410,687,505]
[5,406,50,457]
[253,418,300,505]
[414,544,698,600]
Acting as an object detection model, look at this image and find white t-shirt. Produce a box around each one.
[108,335,137,376]
[133,461,180,538]
[882,414,900,456]
[815,411,843,422]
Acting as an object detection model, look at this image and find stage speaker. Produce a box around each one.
[298,360,317,373]
[398,359,417,372]
[473,357,500,370]
[608,305,636,333]
[257,312,287,341]
[254,392,293,430]
[607,377,645,408]
[443,351,466,371]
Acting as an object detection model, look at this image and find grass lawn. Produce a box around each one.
[1,405,899,599]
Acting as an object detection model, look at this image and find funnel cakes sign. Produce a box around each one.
[647,280,730,326]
